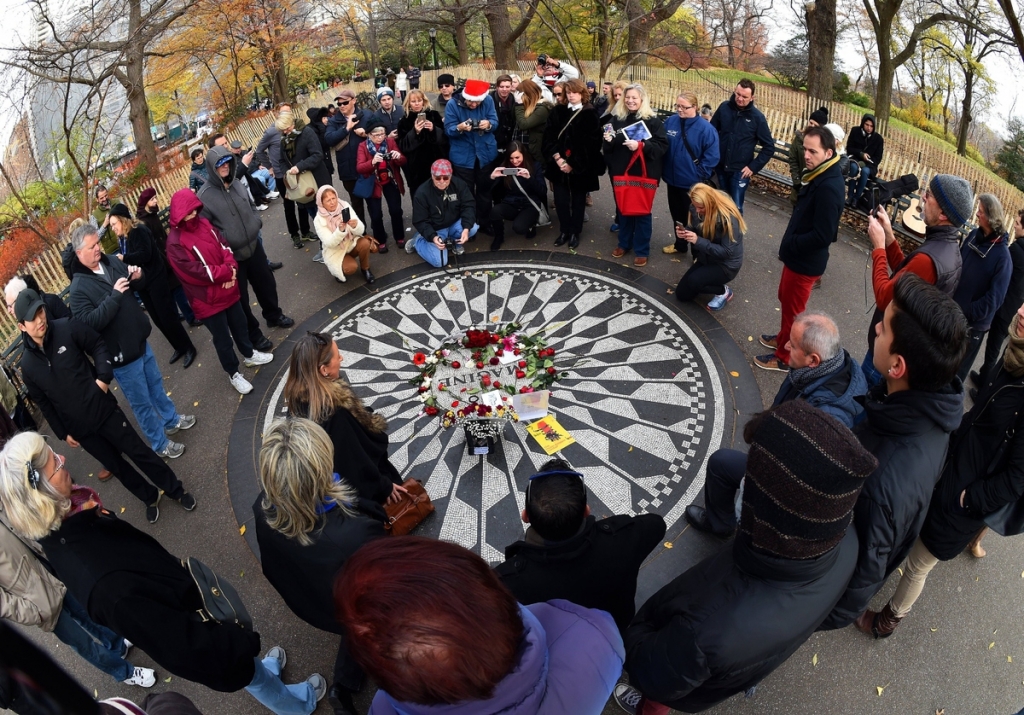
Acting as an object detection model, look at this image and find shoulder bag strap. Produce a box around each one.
[680,120,700,167]
[512,176,543,215]
[557,109,581,140]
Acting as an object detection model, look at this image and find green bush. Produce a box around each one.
[848,92,871,108]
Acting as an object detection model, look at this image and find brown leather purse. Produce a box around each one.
[384,478,434,536]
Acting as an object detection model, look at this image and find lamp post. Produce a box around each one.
[481,32,486,61]
[428,28,438,71]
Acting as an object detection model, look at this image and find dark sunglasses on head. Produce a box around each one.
[526,468,584,502]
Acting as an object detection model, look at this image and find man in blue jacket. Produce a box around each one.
[710,80,774,214]
[445,78,499,232]
[662,91,720,255]
[685,311,867,537]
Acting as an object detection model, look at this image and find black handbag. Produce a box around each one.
[183,557,253,629]
[982,419,1024,536]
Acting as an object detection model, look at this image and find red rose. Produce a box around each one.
[496,349,504,356]
[515,370,525,379]
[418,386,428,393]
[412,352,427,366]
[465,330,492,349]
[482,376,491,385]
[520,386,533,393]
[451,361,461,369]
[547,367,556,375]
[514,349,521,355]
[424,406,439,416]
[439,384,447,391]
[518,360,526,368]
[489,357,500,365]
[451,401,460,407]
[476,361,485,369]
[493,381,501,388]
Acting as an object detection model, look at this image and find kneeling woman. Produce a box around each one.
[313,186,377,284]
[674,184,745,312]
[488,141,547,251]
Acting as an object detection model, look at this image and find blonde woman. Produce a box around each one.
[603,82,668,267]
[397,89,445,197]
[254,417,387,714]
[673,184,745,311]
[313,185,376,284]
[513,79,552,170]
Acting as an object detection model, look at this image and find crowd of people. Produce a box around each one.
[1,60,1024,715]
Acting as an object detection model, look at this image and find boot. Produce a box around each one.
[854,603,903,639]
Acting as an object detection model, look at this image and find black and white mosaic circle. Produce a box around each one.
[262,263,725,562]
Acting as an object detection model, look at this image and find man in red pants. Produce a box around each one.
[756,126,846,371]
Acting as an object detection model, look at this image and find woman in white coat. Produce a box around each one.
[313,185,378,284]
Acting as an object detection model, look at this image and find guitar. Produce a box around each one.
[901,197,926,236]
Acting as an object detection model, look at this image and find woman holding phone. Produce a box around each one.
[397,91,445,198]
[487,141,547,251]
[673,184,745,311]
[313,186,377,284]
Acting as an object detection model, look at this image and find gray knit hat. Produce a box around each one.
[929,174,974,227]
[740,400,877,560]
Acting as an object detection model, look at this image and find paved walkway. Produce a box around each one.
[16,179,1024,714]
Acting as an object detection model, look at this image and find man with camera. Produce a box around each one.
[530,54,580,102]
[406,159,478,268]
[444,78,499,232]
[756,126,845,372]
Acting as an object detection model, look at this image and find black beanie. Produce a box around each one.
[740,400,877,560]
[809,106,829,125]
[108,203,133,220]
[437,73,455,88]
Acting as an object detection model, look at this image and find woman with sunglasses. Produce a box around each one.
[0,431,327,713]
[951,193,1013,383]
[355,120,408,253]
[542,77,603,251]
[284,333,407,506]
[603,82,668,268]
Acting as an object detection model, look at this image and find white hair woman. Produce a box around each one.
[0,431,327,712]
[254,417,387,713]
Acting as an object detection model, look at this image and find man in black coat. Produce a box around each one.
[756,126,845,372]
[325,90,371,223]
[710,79,775,214]
[15,290,192,522]
[618,400,877,714]
[406,159,477,268]
[494,458,666,632]
[820,274,968,633]
[846,113,884,206]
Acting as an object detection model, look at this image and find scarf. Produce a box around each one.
[1004,314,1024,377]
[366,139,392,185]
[281,130,298,159]
[315,473,345,514]
[789,349,846,393]
[568,101,583,111]
[315,186,347,233]
[801,153,841,185]
[68,484,102,518]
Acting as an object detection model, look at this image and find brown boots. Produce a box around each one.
[854,603,904,639]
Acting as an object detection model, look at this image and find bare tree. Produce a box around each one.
[805,0,837,98]
[483,0,539,68]
[696,0,773,69]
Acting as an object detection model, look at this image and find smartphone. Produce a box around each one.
[341,207,351,223]
[502,167,519,175]
[417,112,426,120]
[869,187,880,216]
[675,221,687,230]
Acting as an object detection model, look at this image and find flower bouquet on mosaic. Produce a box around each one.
[406,322,569,423]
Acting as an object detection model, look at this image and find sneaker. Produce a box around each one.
[230,372,253,394]
[754,353,790,372]
[662,245,679,254]
[292,236,304,249]
[609,222,619,232]
[146,495,161,524]
[265,646,287,669]
[313,252,325,263]
[255,203,268,211]
[179,492,197,511]
[302,232,317,242]
[706,286,734,311]
[158,441,185,459]
[307,673,328,702]
[405,236,418,254]
[265,190,280,199]
[123,666,156,688]
[121,638,133,658]
[613,683,643,715]
[583,210,590,222]
[244,350,274,367]
[759,334,778,349]
[165,414,196,435]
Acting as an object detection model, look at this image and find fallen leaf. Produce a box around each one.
[730,371,740,377]
[897,567,903,576]
[747,336,753,341]
[876,684,887,696]
[240,571,245,577]
[1009,656,1013,663]
[239,525,247,535]
[670,258,681,263]
[989,642,996,649]
[194,401,199,407]
[664,542,673,548]
[88,473,93,478]
[94,690,98,698]
[995,629,999,634]
[628,446,633,452]
[166,392,172,397]
[120,507,126,514]
[812,653,818,667]
[930,628,938,632]
[936,710,945,715]
[164,677,172,683]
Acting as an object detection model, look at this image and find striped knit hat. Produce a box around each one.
[739,400,876,560]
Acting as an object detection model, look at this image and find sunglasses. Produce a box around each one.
[338,100,352,106]
[433,175,451,181]
[525,468,585,503]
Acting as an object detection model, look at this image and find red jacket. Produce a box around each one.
[165,189,241,321]
[356,137,407,198]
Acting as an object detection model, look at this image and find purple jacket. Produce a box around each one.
[368,600,624,715]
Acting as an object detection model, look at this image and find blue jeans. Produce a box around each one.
[113,343,180,453]
[718,170,750,214]
[849,164,873,202]
[414,221,479,268]
[52,592,132,682]
[245,655,316,715]
[617,214,653,257]
[862,348,884,390]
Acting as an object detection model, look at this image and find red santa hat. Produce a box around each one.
[462,79,491,102]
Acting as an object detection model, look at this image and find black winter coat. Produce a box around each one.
[306,108,335,176]
[325,109,371,182]
[491,170,547,209]
[625,530,859,712]
[40,508,260,692]
[777,160,846,277]
[397,109,446,192]
[370,106,405,137]
[603,113,668,182]
[320,406,403,504]
[994,241,1024,329]
[821,382,963,630]
[542,105,604,193]
[138,208,181,291]
[412,175,476,241]
[846,115,885,170]
[710,96,775,174]
[68,254,151,367]
[253,492,387,633]
[281,125,332,189]
[921,368,1024,559]
[491,90,517,151]
[19,318,115,440]
[495,514,665,632]
[118,224,167,288]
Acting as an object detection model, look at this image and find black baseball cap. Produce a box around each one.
[14,289,45,323]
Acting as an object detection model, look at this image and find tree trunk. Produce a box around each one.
[871,11,894,127]
[485,0,537,69]
[957,68,974,156]
[122,0,158,170]
[455,21,470,64]
[806,0,837,100]
[272,56,289,104]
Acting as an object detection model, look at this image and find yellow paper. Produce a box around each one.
[526,416,576,455]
